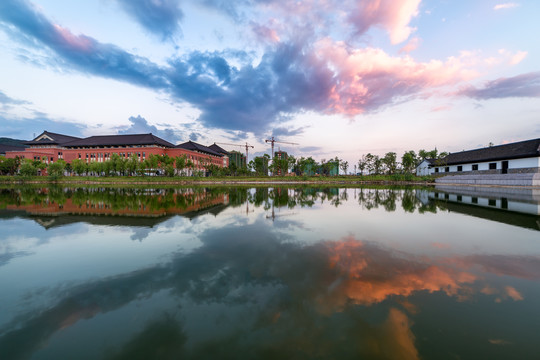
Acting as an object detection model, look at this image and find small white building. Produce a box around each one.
[416,159,435,176]
[424,138,540,186]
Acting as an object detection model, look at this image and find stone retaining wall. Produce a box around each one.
[435,173,540,186]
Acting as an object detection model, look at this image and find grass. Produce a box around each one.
[0,174,435,185]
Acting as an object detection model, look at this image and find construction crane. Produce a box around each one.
[215,142,254,160]
[264,137,299,158]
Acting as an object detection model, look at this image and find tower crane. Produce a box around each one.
[215,142,254,160]
[264,137,299,158]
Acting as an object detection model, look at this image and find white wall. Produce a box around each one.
[433,156,539,173]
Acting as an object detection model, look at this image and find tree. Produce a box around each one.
[19,159,37,177]
[358,155,367,175]
[286,155,296,174]
[127,154,139,176]
[401,150,417,174]
[382,152,397,174]
[340,160,349,175]
[47,159,66,179]
[71,159,87,176]
[175,155,187,176]
[0,156,20,175]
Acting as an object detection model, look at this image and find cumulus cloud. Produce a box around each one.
[0,0,167,89]
[116,0,183,41]
[118,115,182,143]
[347,0,421,44]
[1,0,536,137]
[399,37,421,54]
[0,90,30,106]
[494,3,520,10]
[459,72,540,100]
[271,126,306,137]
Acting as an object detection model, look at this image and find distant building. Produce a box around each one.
[5,130,229,174]
[415,138,540,186]
[416,159,435,176]
[228,150,247,169]
[274,150,287,175]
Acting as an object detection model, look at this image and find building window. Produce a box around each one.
[445,167,449,172]
[472,197,478,204]
[435,168,439,173]
[488,199,496,206]
[472,164,478,171]
[457,166,462,172]
[489,162,497,170]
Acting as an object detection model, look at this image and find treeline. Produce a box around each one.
[357,148,447,175]
[0,153,203,178]
[0,147,447,178]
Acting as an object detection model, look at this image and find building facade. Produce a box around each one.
[416,138,540,177]
[5,131,228,173]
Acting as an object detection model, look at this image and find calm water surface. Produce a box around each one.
[0,186,539,359]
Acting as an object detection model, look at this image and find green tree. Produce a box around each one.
[382,152,397,174]
[340,160,349,175]
[175,155,187,176]
[71,159,87,176]
[127,154,139,176]
[401,150,417,174]
[19,159,37,177]
[47,159,66,179]
[0,156,20,175]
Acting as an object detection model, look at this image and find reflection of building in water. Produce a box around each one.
[2,189,229,229]
[416,186,540,230]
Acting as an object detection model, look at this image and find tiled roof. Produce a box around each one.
[176,141,223,157]
[62,133,175,148]
[441,138,540,165]
[208,143,229,155]
[0,144,27,154]
[25,131,82,146]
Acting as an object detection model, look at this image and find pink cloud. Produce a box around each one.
[504,286,523,301]
[494,3,520,10]
[348,0,421,44]
[53,24,94,53]
[399,37,421,53]
[314,39,477,115]
[251,22,281,43]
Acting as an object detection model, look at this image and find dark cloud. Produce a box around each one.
[0,114,85,139]
[272,126,306,137]
[3,0,537,141]
[116,0,183,41]
[0,90,30,106]
[118,115,182,143]
[460,72,540,100]
[0,0,167,89]
[188,132,202,141]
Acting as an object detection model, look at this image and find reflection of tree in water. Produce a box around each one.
[1,186,451,218]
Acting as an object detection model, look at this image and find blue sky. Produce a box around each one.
[0,0,539,167]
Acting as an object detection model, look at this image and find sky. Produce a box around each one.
[0,0,539,169]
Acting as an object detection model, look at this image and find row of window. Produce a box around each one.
[78,152,146,160]
[434,162,498,173]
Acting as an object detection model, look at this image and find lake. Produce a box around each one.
[0,185,539,359]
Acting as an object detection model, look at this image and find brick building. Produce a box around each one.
[5,131,228,173]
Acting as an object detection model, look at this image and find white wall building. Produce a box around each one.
[416,138,540,185]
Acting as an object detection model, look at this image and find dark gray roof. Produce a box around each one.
[440,138,540,165]
[0,144,27,155]
[25,131,81,146]
[62,133,175,148]
[208,143,229,155]
[176,141,223,157]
